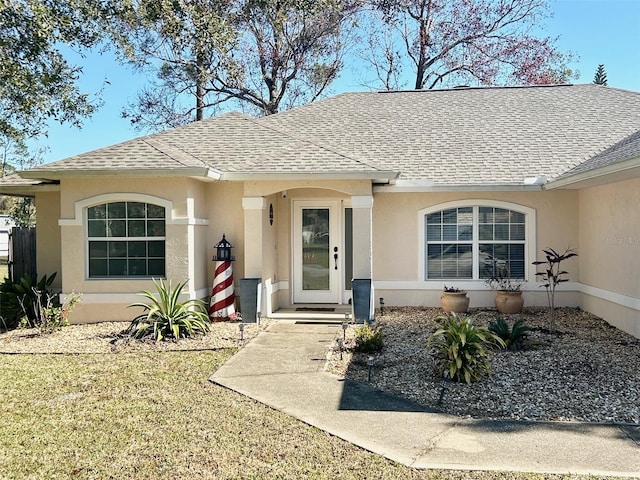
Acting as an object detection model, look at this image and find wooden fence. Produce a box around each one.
[9,227,36,281]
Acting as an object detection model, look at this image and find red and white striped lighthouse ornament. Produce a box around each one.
[210,234,237,321]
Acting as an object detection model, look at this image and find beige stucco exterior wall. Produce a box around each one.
[35,191,62,290]
[58,172,640,332]
[205,182,244,296]
[59,177,206,323]
[55,177,369,323]
[578,177,640,337]
[372,189,580,309]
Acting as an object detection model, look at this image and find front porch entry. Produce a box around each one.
[292,200,350,304]
[242,189,373,317]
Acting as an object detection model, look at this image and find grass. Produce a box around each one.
[0,349,616,479]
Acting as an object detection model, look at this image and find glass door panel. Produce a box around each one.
[293,200,341,303]
[302,208,330,291]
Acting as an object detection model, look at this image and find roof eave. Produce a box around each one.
[546,157,640,190]
[18,167,213,181]
[0,183,60,196]
[374,182,545,193]
[220,171,400,182]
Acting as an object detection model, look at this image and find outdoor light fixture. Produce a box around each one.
[341,321,348,341]
[257,312,262,325]
[380,297,385,315]
[437,378,452,406]
[367,355,374,382]
[212,233,235,262]
[238,322,245,341]
[337,338,344,360]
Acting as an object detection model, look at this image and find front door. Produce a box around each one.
[293,200,341,303]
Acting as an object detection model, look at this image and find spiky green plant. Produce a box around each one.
[488,317,531,351]
[427,312,505,383]
[126,279,210,341]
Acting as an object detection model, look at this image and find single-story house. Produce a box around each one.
[1,83,639,337]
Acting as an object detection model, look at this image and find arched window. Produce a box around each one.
[424,204,530,280]
[87,201,165,278]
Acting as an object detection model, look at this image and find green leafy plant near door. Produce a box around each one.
[427,312,505,383]
[353,323,384,353]
[127,279,210,341]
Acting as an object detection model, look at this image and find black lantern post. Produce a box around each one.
[212,234,235,262]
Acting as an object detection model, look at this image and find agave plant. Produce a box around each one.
[126,279,210,341]
[427,312,505,383]
[488,317,531,351]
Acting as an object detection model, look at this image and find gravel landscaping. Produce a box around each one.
[328,307,640,425]
[0,319,269,354]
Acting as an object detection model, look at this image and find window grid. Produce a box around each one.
[87,202,166,278]
[426,206,526,280]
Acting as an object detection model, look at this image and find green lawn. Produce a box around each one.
[0,350,614,479]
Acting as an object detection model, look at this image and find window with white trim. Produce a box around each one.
[425,206,526,280]
[87,201,165,278]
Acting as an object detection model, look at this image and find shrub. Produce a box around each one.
[488,317,531,351]
[19,291,81,334]
[353,323,384,353]
[427,312,505,383]
[0,273,57,331]
[126,279,210,341]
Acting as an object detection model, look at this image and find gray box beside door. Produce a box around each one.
[239,278,261,323]
[352,278,373,324]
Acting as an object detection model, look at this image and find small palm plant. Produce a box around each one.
[427,312,505,383]
[126,279,210,341]
[488,317,531,351]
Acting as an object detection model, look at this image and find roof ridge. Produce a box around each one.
[142,135,208,168]
[252,113,389,172]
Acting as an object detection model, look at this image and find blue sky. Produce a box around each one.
[32,0,640,164]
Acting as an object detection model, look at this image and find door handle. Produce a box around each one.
[333,246,338,270]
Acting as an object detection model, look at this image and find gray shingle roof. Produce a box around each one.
[22,112,392,179]
[558,129,640,178]
[260,84,640,185]
[15,84,640,187]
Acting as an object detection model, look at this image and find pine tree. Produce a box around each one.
[593,64,608,85]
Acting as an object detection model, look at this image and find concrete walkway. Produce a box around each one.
[210,322,640,478]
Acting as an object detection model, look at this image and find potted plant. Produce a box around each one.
[485,267,525,314]
[440,285,469,313]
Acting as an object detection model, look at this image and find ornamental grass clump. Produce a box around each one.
[427,312,505,383]
[127,279,210,341]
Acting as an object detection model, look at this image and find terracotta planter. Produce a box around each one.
[494,290,524,314]
[440,291,469,313]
